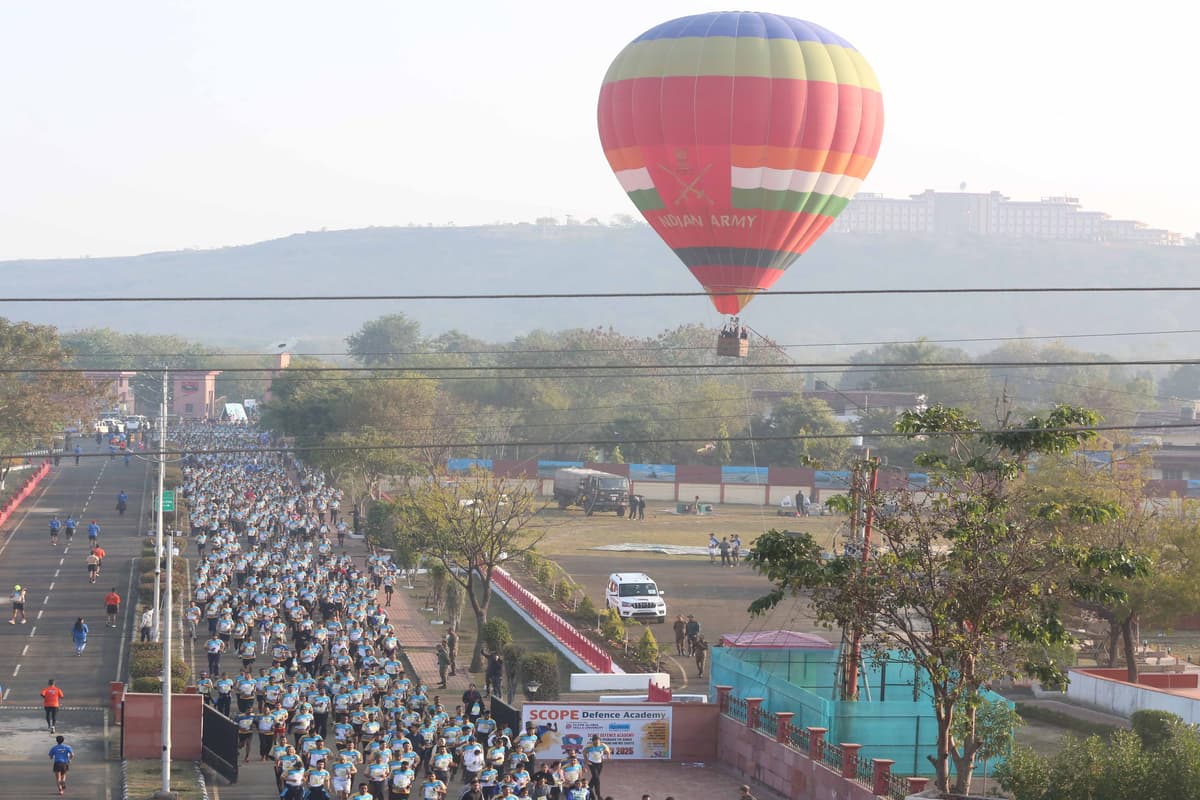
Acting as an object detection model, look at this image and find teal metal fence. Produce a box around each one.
[710,645,1012,778]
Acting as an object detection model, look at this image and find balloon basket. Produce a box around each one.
[716,336,749,358]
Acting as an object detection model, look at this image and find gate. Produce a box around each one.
[201,704,239,783]
[490,697,521,736]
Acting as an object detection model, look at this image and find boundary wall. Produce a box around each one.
[1067,667,1200,724]
[715,686,926,800]
[0,461,51,527]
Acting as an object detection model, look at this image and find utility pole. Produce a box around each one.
[843,452,880,701]
[155,368,175,799]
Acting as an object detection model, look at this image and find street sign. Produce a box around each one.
[160,490,175,512]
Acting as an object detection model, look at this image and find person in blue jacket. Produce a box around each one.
[71,617,89,656]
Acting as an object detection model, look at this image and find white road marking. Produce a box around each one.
[21,644,28,656]
[29,626,36,637]
[36,610,43,620]
[12,664,20,677]
[54,569,60,578]
[48,582,54,591]
[42,595,49,604]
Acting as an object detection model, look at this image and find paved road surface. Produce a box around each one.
[0,446,152,799]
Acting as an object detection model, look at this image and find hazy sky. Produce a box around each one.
[2,2,1195,260]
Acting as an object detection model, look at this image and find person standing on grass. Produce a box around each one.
[41,678,65,733]
[49,735,74,796]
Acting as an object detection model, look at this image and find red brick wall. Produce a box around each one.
[670,703,720,761]
[121,692,203,759]
[716,715,879,800]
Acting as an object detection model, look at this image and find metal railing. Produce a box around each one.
[884,772,913,800]
[789,725,811,753]
[725,695,748,724]
[717,690,923,797]
[490,565,615,673]
[822,741,845,774]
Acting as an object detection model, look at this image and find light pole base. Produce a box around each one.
[153,791,179,800]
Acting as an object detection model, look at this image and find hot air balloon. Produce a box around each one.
[597,11,884,355]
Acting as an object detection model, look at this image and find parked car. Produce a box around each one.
[605,572,667,624]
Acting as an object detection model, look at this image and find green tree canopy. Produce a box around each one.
[748,403,1149,795]
[346,313,424,366]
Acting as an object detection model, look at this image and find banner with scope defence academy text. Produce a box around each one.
[521,703,671,759]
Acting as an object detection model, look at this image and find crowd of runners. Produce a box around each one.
[177,422,618,800]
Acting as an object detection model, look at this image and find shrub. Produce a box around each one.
[1133,709,1185,750]
[131,674,188,693]
[535,561,555,588]
[554,579,576,604]
[635,627,660,667]
[129,647,190,689]
[600,608,625,643]
[522,551,543,575]
[576,594,597,624]
[520,652,560,700]
[481,618,513,653]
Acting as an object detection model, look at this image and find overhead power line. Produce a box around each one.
[12,358,1200,375]
[12,286,1200,303]
[22,419,1200,462]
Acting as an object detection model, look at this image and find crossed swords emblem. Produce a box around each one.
[658,158,713,206]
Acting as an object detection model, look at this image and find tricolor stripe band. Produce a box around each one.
[602,38,879,91]
[731,166,862,199]
[606,146,877,181]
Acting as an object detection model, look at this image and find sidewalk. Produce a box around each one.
[377,576,480,701]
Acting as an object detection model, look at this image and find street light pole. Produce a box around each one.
[153,371,165,644]
[156,368,174,798]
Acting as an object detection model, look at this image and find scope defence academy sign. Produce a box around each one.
[521,703,671,759]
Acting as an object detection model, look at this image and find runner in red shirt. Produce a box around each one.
[41,679,65,733]
[91,545,106,576]
[104,588,121,628]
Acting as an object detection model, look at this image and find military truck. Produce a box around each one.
[553,467,630,516]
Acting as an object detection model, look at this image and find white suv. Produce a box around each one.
[605,572,667,624]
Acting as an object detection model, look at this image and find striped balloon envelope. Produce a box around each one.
[598,12,884,314]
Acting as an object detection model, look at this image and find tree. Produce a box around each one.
[0,319,97,485]
[841,338,993,412]
[748,396,848,468]
[1159,364,1200,402]
[747,404,1148,794]
[1027,451,1200,682]
[394,472,544,671]
[346,314,424,366]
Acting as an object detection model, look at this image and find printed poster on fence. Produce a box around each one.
[522,703,672,759]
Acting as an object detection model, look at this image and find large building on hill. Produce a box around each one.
[833,190,1183,245]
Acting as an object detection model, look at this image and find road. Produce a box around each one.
[0,444,151,799]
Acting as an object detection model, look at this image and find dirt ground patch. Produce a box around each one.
[124,761,202,800]
[516,503,844,693]
[531,503,847,556]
